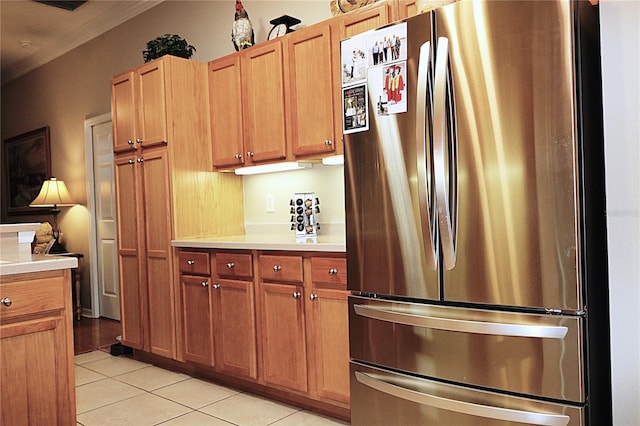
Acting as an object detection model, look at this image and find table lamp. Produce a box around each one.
[30,177,75,253]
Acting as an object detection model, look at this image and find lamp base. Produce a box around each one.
[48,239,68,254]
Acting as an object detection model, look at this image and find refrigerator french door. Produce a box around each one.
[344,1,611,425]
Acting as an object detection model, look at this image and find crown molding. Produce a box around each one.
[2,1,163,85]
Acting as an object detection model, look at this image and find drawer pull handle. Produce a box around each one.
[328,268,338,275]
[213,284,221,289]
[226,262,235,269]
[273,265,282,272]
[201,281,208,287]
[1,297,12,307]
[309,293,318,301]
[186,260,195,265]
[293,292,301,299]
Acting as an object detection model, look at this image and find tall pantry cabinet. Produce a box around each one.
[111,55,243,359]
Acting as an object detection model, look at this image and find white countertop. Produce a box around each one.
[172,234,346,252]
[0,252,78,276]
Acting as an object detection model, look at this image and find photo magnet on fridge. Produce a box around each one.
[343,84,369,134]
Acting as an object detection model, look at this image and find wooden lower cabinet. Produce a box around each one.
[181,274,214,366]
[214,278,257,379]
[178,250,257,379]
[308,256,350,405]
[175,248,349,417]
[259,281,308,392]
[0,270,76,425]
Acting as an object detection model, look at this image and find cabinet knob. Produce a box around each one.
[201,281,209,287]
[1,297,12,307]
[127,139,134,145]
[328,268,338,275]
[292,292,301,299]
[137,157,144,163]
[273,265,282,272]
[128,159,135,164]
[309,293,318,301]
[235,153,242,160]
[247,151,254,157]
[213,284,221,289]
[186,260,195,265]
[136,138,143,144]
[324,140,333,146]
[226,262,235,269]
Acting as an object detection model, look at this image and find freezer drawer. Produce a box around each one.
[351,362,584,426]
[349,296,584,403]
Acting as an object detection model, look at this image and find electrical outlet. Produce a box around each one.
[266,194,275,213]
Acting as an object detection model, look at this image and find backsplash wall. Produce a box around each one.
[242,164,345,235]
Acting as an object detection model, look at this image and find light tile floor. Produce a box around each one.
[75,351,350,426]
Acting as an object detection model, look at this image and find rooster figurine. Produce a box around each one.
[231,0,254,51]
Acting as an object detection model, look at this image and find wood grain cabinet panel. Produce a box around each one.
[285,24,338,158]
[308,256,350,405]
[259,254,303,283]
[259,281,308,392]
[112,56,244,362]
[214,278,257,379]
[0,270,76,426]
[181,274,214,366]
[209,55,245,168]
[241,41,288,164]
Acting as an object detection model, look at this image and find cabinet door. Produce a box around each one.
[181,275,214,366]
[209,55,245,168]
[136,60,168,149]
[286,25,337,158]
[395,0,419,19]
[309,288,350,404]
[114,155,146,350]
[1,316,75,425]
[241,42,287,164]
[141,149,176,358]
[259,282,307,392]
[111,71,137,154]
[338,2,391,38]
[214,278,257,379]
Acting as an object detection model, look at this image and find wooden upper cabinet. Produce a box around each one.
[209,55,245,169]
[394,0,419,19]
[111,59,168,154]
[111,72,137,153]
[337,1,392,39]
[136,60,168,149]
[285,24,337,158]
[241,41,288,164]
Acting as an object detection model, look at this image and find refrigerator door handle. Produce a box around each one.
[354,371,571,426]
[416,40,438,269]
[433,37,458,270]
[353,304,568,339]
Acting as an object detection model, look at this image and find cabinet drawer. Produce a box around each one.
[259,255,303,283]
[0,279,65,320]
[216,252,253,278]
[312,257,347,289]
[178,251,211,276]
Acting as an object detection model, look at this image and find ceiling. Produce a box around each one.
[0,0,163,85]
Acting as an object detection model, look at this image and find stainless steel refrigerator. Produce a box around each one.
[343,1,611,425]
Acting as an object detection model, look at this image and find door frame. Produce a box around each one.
[84,112,112,318]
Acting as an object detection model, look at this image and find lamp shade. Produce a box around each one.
[30,177,75,208]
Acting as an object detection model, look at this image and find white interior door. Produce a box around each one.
[91,119,120,320]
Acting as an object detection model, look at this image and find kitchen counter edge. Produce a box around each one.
[0,254,78,276]
[172,235,346,252]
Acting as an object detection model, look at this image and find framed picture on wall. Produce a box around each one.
[3,126,51,215]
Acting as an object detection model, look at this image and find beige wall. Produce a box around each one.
[0,1,333,308]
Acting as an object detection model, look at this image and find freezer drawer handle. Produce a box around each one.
[353,304,568,339]
[355,371,570,426]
